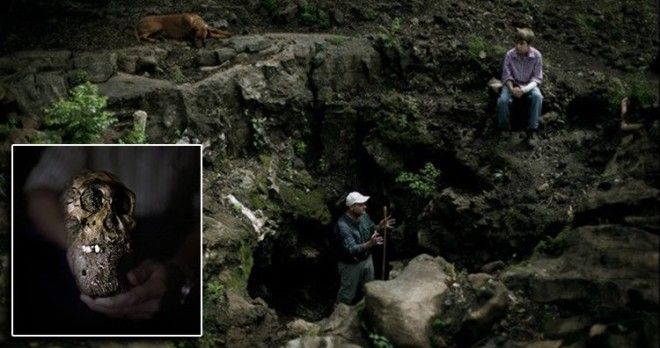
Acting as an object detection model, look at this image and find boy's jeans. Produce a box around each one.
[497,86,543,130]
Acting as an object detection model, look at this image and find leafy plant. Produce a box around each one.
[171,66,187,84]
[371,93,432,146]
[44,82,116,143]
[433,317,453,329]
[623,73,659,107]
[261,0,279,14]
[294,140,307,157]
[121,127,147,144]
[534,227,571,256]
[369,333,394,348]
[206,280,225,303]
[69,69,90,86]
[120,112,148,144]
[0,115,19,139]
[466,35,488,60]
[251,116,268,150]
[396,162,440,198]
[603,73,658,113]
[379,17,402,49]
[299,3,330,28]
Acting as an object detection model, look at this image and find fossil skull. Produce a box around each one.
[63,171,136,297]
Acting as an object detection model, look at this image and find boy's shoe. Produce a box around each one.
[499,130,514,144]
[525,130,538,148]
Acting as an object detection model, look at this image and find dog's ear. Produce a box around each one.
[207,28,232,38]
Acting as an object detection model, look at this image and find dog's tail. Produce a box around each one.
[208,28,232,39]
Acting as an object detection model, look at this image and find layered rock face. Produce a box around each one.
[1,1,658,346]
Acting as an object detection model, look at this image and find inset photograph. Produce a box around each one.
[12,145,202,336]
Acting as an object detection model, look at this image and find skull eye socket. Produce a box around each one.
[111,186,132,215]
[81,186,104,213]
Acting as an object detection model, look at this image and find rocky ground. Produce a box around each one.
[0,0,658,347]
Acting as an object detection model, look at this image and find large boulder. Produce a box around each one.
[71,51,117,83]
[96,73,183,141]
[604,123,660,186]
[311,36,382,104]
[417,187,488,254]
[1,71,69,116]
[96,72,176,101]
[219,291,283,347]
[364,254,450,348]
[285,336,361,348]
[115,46,168,74]
[316,302,368,346]
[502,224,659,309]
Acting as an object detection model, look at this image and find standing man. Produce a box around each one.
[335,192,395,305]
[497,27,544,147]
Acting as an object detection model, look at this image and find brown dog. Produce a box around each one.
[136,13,231,47]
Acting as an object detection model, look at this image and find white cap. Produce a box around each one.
[346,191,370,206]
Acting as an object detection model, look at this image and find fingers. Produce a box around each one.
[81,294,126,318]
[80,260,167,320]
[81,294,160,320]
[93,279,166,308]
[125,299,161,320]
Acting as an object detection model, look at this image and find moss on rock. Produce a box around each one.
[279,185,331,224]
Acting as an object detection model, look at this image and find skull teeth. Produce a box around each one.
[81,244,102,253]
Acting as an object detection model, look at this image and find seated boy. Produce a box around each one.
[497,28,543,146]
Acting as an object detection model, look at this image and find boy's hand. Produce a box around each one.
[512,87,524,98]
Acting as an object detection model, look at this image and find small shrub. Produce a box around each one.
[533,227,571,256]
[120,112,148,144]
[369,333,394,348]
[261,0,279,14]
[69,69,90,86]
[396,162,440,198]
[466,35,488,60]
[171,66,186,84]
[575,13,598,31]
[251,116,268,150]
[294,140,307,157]
[300,3,330,28]
[371,93,432,146]
[379,17,402,49]
[0,115,19,139]
[199,331,223,348]
[326,36,349,45]
[206,280,225,303]
[433,317,447,329]
[44,82,116,143]
[121,127,147,144]
[603,73,658,112]
[624,73,659,107]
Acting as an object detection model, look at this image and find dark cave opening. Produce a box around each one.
[246,203,400,322]
[247,218,339,321]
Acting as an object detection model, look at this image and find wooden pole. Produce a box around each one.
[381,206,388,280]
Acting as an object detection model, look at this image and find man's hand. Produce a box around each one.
[512,86,524,98]
[377,215,396,231]
[80,259,167,320]
[367,232,384,247]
